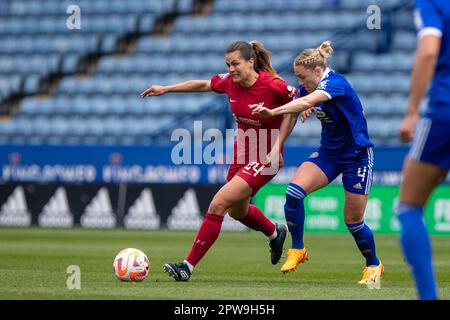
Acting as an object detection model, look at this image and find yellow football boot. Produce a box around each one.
[358,261,384,289]
[281,248,309,273]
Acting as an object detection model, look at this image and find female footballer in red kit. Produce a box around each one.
[141,40,297,281]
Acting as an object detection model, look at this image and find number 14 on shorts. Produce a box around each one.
[243,162,266,177]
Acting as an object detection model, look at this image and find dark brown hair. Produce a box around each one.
[226,40,279,77]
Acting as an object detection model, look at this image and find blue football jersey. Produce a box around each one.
[415,0,450,119]
[298,68,373,157]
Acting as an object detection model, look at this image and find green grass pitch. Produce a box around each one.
[0,227,448,300]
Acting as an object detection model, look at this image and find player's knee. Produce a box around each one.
[284,183,307,209]
[208,197,229,215]
[344,215,364,225]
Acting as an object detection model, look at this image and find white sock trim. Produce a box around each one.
[269,227,277,240]
[184,260,194,273]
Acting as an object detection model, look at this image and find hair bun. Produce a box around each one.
[317,41,333,59]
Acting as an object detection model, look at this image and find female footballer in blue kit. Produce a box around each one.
[251,41,384,288]
[396,0,450,300]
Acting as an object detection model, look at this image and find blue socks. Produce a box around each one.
[284,183,306,249]
[346,221,380,267]
[397,203,438,300]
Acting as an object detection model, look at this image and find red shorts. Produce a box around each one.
[227,161,280,196]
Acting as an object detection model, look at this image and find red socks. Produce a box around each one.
[185,206,275,267]
[238,204,276,237]
[185,213,224,266]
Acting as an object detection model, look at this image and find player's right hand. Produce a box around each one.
[140,85,168,97]
[399,113,418,143]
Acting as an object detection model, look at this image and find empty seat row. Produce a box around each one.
[0,116,174,137]
[173,13,364,34]
[0,76,22,97]
[135,32,332,55]
[212,0,404,13]
[352,52,414,72]
[18,93,215,116]
[0,35,99,54]
[346,73,411,94]
[0,15,139,35]
[57,74,212,95]
[0,55,61,75]
[3,0,173,16]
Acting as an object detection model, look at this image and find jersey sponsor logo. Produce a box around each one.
[218,73,229,79]
[315,107,333,123]
[236,116,262,126]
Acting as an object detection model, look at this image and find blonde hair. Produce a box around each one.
[294,41,334,70]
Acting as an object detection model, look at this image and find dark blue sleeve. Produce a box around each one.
[314,76,345,100]
[296,86,309,98]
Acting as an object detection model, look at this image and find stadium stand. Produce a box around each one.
[0,0,417,147]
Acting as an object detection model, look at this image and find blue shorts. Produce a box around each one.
[306,147,374,195]
[409,117,450,170]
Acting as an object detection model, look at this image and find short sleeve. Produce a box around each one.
[415,0,443,38]
[274,78,297,104]
[296,86,309,98]
[210,73,231,94]
[314,77,345,100]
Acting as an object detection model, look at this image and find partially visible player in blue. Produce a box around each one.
[396,0,450,300]
[250,41,384,288]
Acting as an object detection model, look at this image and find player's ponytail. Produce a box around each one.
[248,40,279,77]
[294,40,334,70]
[226,40,279,77]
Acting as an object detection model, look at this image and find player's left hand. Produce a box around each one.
[301,107,316,123]
[399,113,418,142]
[266,147,284,168]
[249,104,274,118]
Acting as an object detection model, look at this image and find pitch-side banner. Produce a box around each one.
[0,145,410,184]
[0,182,249,231]
[253,184,450,235]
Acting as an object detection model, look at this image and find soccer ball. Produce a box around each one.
[113,248,149,282]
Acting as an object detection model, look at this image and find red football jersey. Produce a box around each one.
[211,71,296,164]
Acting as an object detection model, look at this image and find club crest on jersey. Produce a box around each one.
[218,73,229,79]
[317,80,329,91]
[287,85,296,97]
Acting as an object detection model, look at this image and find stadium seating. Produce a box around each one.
[0,0,416,147]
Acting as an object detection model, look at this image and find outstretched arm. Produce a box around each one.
[250,91,328,117]
[399,35,440,142]
[140,80,212,97]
